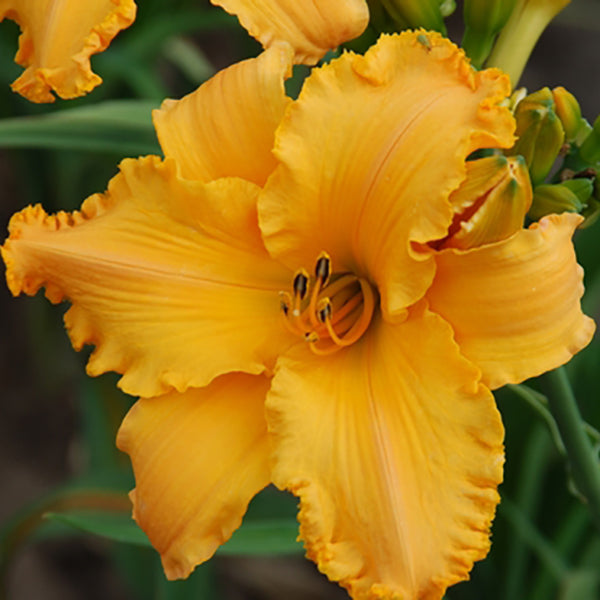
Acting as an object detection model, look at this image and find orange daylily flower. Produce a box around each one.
[2,32,595,599]
[211,0,369,64]
[0,0,136,102]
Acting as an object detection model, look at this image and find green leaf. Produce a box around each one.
[222,519,302,555]
[0,100,161,155]
[45,509,303,556]
[46,510,150,547]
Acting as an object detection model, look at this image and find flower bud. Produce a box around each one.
[380,0,447,33]
[462,0,518,67]
[528,178,594,221]
[580,114,600,166]
[508,87,565,185]
[443,155,532,250]
[552,87,584,142]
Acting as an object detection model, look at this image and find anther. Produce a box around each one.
[293,270,309,300]
[317,301,332,323]
[315,252,331,285]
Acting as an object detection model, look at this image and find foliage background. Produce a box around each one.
[0,1,599,598]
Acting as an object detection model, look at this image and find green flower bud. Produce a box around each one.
[528,178,594,221]
[380,0,447,33]
[580,114,600,165]
[462,0,518,67]
[444,155,532,249]
[508,87,565,185]
[552,87,583,142]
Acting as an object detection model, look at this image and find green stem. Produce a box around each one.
[503,426,553,600]
[542,367,600,532]
[486,0,570,87]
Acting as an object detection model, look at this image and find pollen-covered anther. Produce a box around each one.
[279,254,376,354]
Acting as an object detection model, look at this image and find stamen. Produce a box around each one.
[315,252,331,285]
[280,255,376,355]
[293,269,309,301]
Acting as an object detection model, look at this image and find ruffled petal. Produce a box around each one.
[154,43,293,186]
[267,302,504,599]
[210,0,368,65]
[0,0,136,103]
[1,156,292,397]
[117,373,271,580]
[259,32,515,319]
[427,213,596,389]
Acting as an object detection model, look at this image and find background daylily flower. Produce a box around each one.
[211,0,370,64]
[0,0,136,102]
[1,31,595,600]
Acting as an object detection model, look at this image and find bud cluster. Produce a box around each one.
[506,87,600,227]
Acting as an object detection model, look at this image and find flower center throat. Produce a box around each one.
[279,252,376,355]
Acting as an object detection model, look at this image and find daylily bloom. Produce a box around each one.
[2,32,595,599]
[0,0,136,102]
[212,0,448,64]
[212,0,370,64]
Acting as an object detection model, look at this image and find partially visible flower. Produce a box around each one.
[211,0,369,64]
[2,33,595,599]
[0,0,136,102]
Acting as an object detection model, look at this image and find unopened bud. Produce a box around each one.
[380,0,447,33]
[462,0,518,67]
[552,87,584,142]
[444,155,532,250]
[508,87,565,185]
[580,114,600,165]
[528,178,594,221]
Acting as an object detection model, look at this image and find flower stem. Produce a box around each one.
[486,0,570,87]
[542,367,600,532]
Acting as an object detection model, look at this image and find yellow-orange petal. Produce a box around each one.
[428,213,596,390]
[0,0,136,103]
[154,43,293,186]
[210,0,368,65]
[267,302,504,599]
[259,31,515,320]
[117,373,271,580]
[1,156,293,397]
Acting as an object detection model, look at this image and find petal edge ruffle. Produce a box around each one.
[259,32,515,319]
[1,0,136,103]
[267,303,504,599]
[2,156,292,397]
[117,373,271,579]
[210,0,369,65]
[428,212,596,389]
